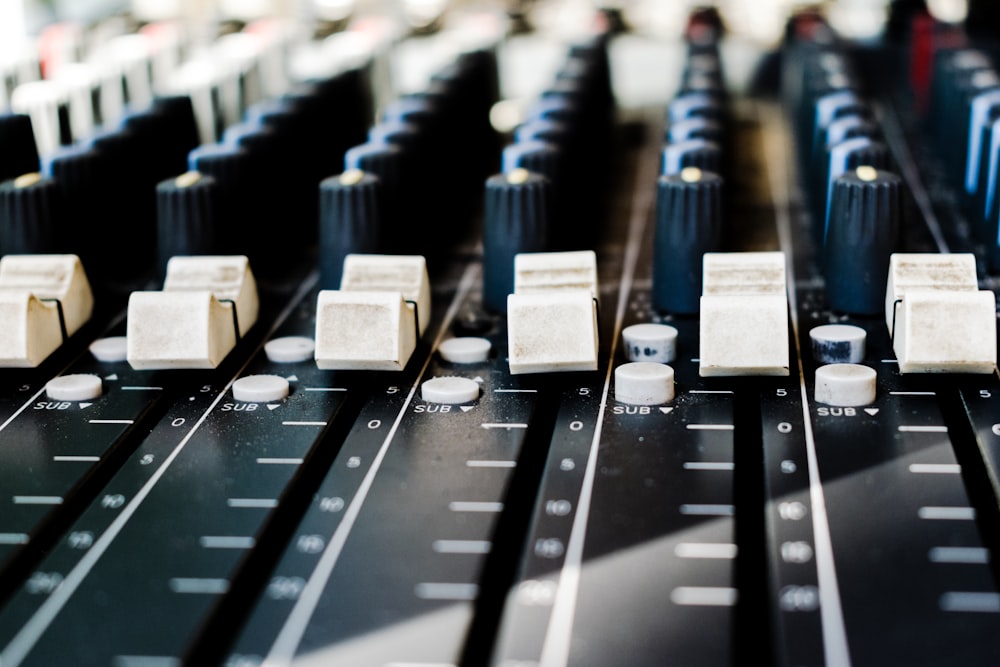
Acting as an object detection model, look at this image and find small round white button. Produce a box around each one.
[421,376,480,404]
[264,336,315,363]
[810,324,866,364]
[614,362,675,405]
[814,364,876,406]
[46,374,103,401]
[439,337,492,364]
[621,323,678,363]
[232,374,290,402]
[89,336,128,363]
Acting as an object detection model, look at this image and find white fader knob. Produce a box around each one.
[814,363,877,407]
[0,254,94,368]
[507,250,600,375]
[126,255,258,370]
[699,252,789,377]
[314,254,430,371]
[884,253,997,373]
[615,362,675,406]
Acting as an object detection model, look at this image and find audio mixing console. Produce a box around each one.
[0,1,999,665]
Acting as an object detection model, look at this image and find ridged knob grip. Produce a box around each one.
[0,172,60,255]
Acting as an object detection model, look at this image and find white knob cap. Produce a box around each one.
[621,323,678,363]
[814,363,877,406]
[46,374,103,401]
[809,324,866,364]
[264,336,315,363]
[421,376,480,404]
[89,336,129,363]
[438,337,491,364]
[232,374,290,402]
[614,362,675,405]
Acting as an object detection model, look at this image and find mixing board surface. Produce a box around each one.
[1,1,1000,665]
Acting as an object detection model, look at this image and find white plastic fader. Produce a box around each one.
[699,252,789,376]
[884,253,997,373]
[507,250,600,375]
[0,254,94,367]
[126,255,259,370]
[314,254,430,371]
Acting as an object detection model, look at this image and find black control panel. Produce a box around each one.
[0,2,999,666]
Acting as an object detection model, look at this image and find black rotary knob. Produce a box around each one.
[501,140,563,229]
[482,168,550,314]
[318,169,382,290]
[808,90,870,169]
[0,172,61,255]
[344,142,404,251]
[652,166,724,315]
[502,140,561,179]
[43,145,108,274]
[369,119,423,153]
[666,117,723,144]
[151,95,202,165]
[0,114,41,183]
[823,165,901,315]
[662,138,722,176]
[817,137,889,243]
[87,127,149,258]
[155,171,219,280]
[120,102,195,187]
[668,92,724,124]
[224,122,282,234]
[187,143,253,249]
[809,114,878,203]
